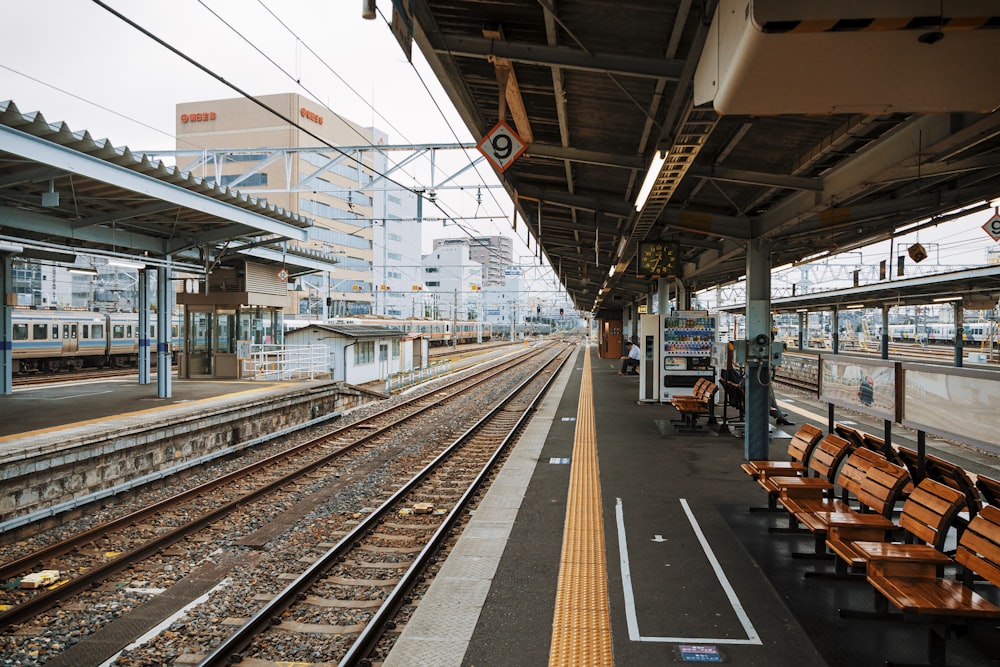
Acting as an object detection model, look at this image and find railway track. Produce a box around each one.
[0,344,565,665]
[199,346,569,666]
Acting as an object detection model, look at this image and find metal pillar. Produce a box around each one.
[0,254,12,395]
[881,305,890,359]
[831,307,840,354]
[656,277,670,315]
[156,263,173,398]
[138,269,150,385]
[797,311,805,350]
[954,303,964,367]
[745,239,771,460]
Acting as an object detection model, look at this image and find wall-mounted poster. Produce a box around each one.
[819,355,899,422]
[902,363,1000,455]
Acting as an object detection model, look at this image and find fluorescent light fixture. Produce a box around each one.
[107,258,147,270]
[932,296,963,302]
[0,242,23,254]
[845,304,865,309]
[634,150,668,212]
[795,308,809,313]
[608,265,616,278]
[68,267,98,276]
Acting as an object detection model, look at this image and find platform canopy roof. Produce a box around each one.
[399,1,1000,316]
[0,101,338,277]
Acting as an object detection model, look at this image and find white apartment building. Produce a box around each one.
[421,245,483,320]
[432,236,513,287]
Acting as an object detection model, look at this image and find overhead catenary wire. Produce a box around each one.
[89,0,558,288]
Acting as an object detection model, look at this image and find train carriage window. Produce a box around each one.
[127,325,133,338]
[32,324,47,340]
[53,325,59,339]
[70,324,77,339]
[82,325,89,339]
[113,324,125,339]
[12,323,28,340]
[92,324,103,338]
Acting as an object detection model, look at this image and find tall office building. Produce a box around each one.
[175,93,419,318]
[432,236,513,287]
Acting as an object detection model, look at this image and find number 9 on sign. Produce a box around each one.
[983,214,1000,242]
[477,120,527,173]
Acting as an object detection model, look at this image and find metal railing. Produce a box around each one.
[385,360,452,393]
[241,344,331,380]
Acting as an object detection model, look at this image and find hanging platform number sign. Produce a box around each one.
[983,208,1000,242]
[277,268,289,281]
[477,120,527,173]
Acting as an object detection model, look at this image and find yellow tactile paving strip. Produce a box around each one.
[549,349,614,666]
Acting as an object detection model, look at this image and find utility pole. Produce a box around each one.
[452,288,458,348]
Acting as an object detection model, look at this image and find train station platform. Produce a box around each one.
[0,376,370,532]
[385,344,1000,666]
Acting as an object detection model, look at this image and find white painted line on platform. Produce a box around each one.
[615,497,762,645]
[48,390,115,400]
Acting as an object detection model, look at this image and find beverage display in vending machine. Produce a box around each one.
[660,312,717,401]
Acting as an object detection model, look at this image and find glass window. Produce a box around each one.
[216,310,236,353]
[93,324,104,338]
[392,339,400,357]
[82,325,89,339]
[63,324,71,339]
[32,324,47,339]
[12,323,28,340]
[353,340,375,365]
[70,324,78,339]
[113,324,125,338]
[379,344,388,362]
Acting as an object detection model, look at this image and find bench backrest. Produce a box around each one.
[976,475,1000,508]
[722,380,745,411]
[835,447,886,501]
[896,447,981,519]
[956,504,1000,587]
[786,423,824,466]
[898,477,966,551]
[834,423,865,450]
[855,460,911,517]
[807,433,854,482]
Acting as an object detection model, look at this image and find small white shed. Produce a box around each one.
[285,323,424,385]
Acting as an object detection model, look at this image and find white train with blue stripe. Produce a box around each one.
[9,310,170,373]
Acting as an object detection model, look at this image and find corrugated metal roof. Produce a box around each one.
[0,100,333,275]
[286,324,405,339]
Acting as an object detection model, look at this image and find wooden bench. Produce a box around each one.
[760,433,854,513]
[790,454,909,560]
[826,477,965,575]
[669,380,717,432]
[741,423,823,482]
[670,377,711,402]
[895,447,981,524]
[863,504,1000,666]
[975,474,1000,508]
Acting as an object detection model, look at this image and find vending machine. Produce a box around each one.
[660,311,718,401]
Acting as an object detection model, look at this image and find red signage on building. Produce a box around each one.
[300,107,324,125]
[180,112,216,123]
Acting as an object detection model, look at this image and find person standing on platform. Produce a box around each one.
[619,341,640,375]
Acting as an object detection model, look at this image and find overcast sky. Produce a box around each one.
[0,0,532,258]
[3,1,998,297]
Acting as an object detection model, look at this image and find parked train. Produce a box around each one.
[887,321,998,346]
[10,310,173,373]
[283,316,493,346]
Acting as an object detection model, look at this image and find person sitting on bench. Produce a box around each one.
[619,341,640,375]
